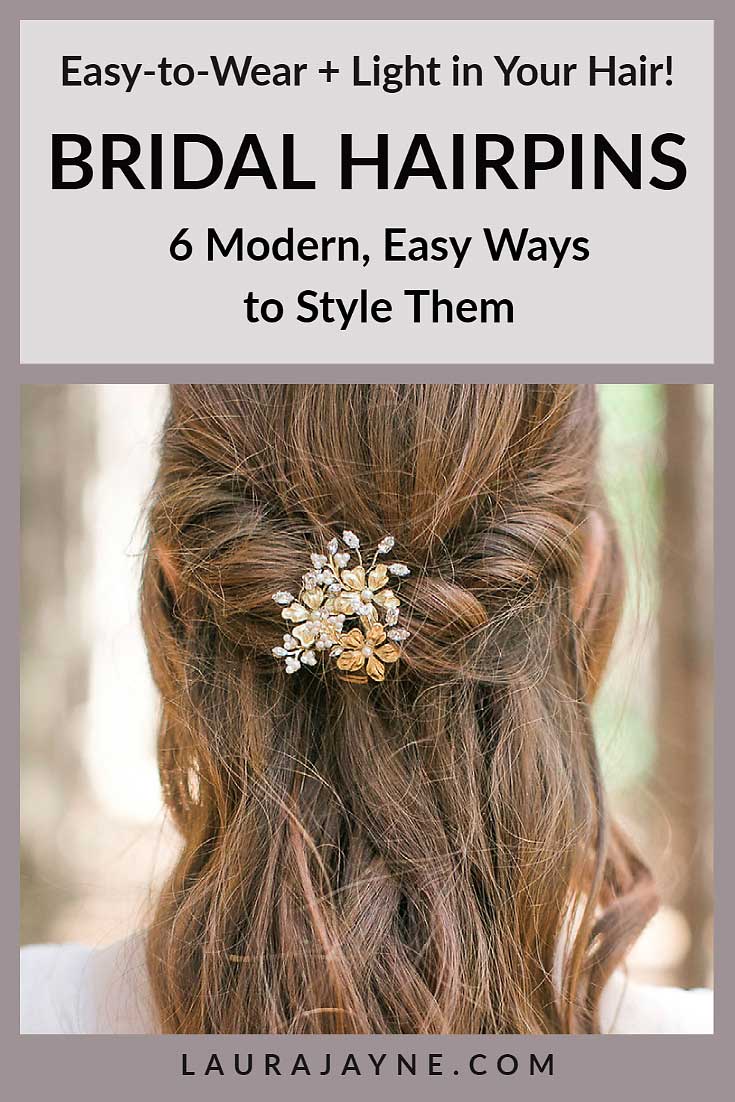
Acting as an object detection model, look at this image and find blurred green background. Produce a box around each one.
[596,383,663,792]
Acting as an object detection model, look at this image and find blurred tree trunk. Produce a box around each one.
[655,384,713,988]
[20,386,96,944]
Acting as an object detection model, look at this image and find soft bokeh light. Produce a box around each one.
[84,384,168,823]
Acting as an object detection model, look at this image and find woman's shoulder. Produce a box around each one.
[21,943,95,1033]
[20,939,713,1035]
[20,936,153,1034]
[600,971,714,1034]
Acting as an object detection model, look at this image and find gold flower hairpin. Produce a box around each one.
[271,531,411,683]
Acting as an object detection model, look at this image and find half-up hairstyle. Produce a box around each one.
[142,383,657,1034]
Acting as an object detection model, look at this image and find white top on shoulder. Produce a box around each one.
[20,938,713,1034]
[21,938,153,1034]
[597,968,713,1034]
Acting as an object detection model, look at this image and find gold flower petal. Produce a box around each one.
[373,589,400,609]
[337,650,366,672]
[301,588,324,610]
[375,643,400,663]
[340,567,366,592]
[292,622,319,646]
[282,602,309,622]
[365,655,386,681]
[340,628,366,650]
[367,564,388,591]
[326,596,355,616]
[366,623,386,647]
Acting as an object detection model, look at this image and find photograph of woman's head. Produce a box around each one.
[20,383,713,1034]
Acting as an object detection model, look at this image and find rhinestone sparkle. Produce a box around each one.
[272,591,295,605]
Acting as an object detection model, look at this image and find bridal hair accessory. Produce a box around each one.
[271,531,411,683]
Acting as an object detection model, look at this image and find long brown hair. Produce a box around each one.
[142,383,657,1034]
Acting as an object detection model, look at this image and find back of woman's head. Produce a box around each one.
[142,383,657,1034]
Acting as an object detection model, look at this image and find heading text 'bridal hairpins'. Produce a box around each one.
[271,531,411,683]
